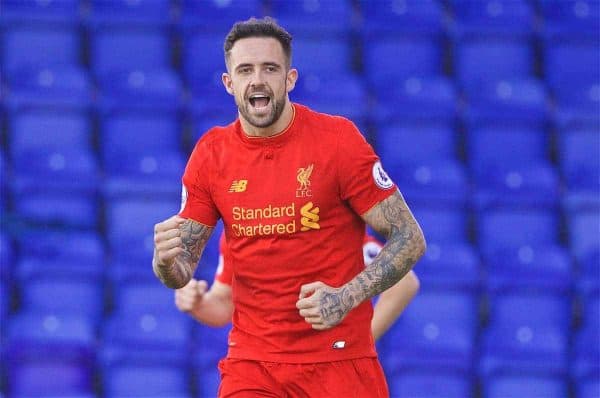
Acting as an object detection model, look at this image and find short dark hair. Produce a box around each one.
[224,17,292,68]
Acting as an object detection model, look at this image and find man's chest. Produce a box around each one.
[212,145,339,238]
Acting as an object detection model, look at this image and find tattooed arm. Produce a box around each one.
[153,215,214,289]
[296,191,425,329]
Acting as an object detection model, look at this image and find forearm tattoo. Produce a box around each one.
[154,220,212,289]
[319,192,425,323]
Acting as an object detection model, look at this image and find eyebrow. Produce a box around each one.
[234,62,282,72]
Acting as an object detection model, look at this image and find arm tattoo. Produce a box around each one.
[340,192,425,311]
[154,220,213,289]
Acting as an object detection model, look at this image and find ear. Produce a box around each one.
[222,72,234,96]
[286,68,298,93]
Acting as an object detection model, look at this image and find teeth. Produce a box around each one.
[249,94,268,99]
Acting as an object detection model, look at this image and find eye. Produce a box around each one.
[266,66,276,72]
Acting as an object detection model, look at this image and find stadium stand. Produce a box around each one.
[0,1,598,397]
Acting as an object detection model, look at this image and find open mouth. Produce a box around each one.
[249,93,271,109]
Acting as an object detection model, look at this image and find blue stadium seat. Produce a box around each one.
[100,109,184,197]
[559,128,600,211]
[97,68,183,112]
[100,311,191,367]
[385,160,469,206]
[17,276,104,323]
[380,290,478,373]
[568,210,600,262]
[478,208,559,254]
[11,193,99,229]
[292,72,367,123]
[387,370,473,398]
[292,36,354,75]
[182,32,228,91]
[1,0,80,23]
[552,80,600,127]
[577,250,599,296]
[374,76,457,123]
[9,109,93,158]
[480,293,571,376]
[540,0,600,38]
[484,245,572,294]
[16,230,104,271]
[572,295,600,382]
[102,364,190,398]
[577,377,600,398]
[360,0,444,35]
[193,324,231,365]
[100,111,182,162]
[5,66,92,110]
[453,37,533,86]
[89,26,171,75]
[180,0,264,31]
[411,205,470,243]
[450,0,534,36]
[413,241,480,291]
[467,126,548,170]
[544,42,600,89]
[104,197,179,258]
[472,161,560,209]
[16,254,104,289]
[0,233,15,283]
[112,279,180,314]
[482,374,569,398]
[271,0,354,36]
[463,78,548,126]
[377,123,457,163]
[88,0,172,26]
[1,25,81,73]
[12,147,99,195]
[363,37,443,89]
[195,366,222,398]
[0,280,9,325]
[7,359,95,398]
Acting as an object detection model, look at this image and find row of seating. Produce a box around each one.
[0,286,597,397]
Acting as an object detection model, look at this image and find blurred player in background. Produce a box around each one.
[175,232,420,341]
[153,17,426,397]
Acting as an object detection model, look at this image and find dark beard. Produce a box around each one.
[238,95,286,128]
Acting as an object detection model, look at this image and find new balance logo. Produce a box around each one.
[229,180,248,193]
[300,202,320,231]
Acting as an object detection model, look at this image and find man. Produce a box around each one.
[175,232,421,341]
[153,17,426,397]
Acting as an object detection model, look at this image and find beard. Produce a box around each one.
[236,86,287,129]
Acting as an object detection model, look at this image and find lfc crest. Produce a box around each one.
[296,164,314,197]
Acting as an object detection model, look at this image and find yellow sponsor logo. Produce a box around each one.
[296,164,314,197]
[300,202,320,231]
[230,201,320,237]
[229,180,248,193]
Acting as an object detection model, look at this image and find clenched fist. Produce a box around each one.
[175,279,208,313]
[153,215,185,267]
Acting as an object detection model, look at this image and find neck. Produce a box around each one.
[240,100,294,138]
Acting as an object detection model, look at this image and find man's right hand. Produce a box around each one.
[153,215,186,268]
[175,279,209,313]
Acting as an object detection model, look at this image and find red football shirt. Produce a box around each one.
[180,104,396,363]
[216,233,384,285]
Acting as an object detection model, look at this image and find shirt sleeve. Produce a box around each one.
[214,232,233,285]
[179,138,220,226]
[336,119,397,215]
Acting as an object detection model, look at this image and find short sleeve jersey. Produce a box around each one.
[216,233,384,285]
[180,104,396,363]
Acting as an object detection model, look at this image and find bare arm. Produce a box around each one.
[175,279,233,327]
[371,270,420,341]
[297,191,426,329]
[153,215,214,289]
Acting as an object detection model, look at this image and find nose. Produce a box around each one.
[250,70,266,87]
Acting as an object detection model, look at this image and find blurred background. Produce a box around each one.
[0,0,598,397]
